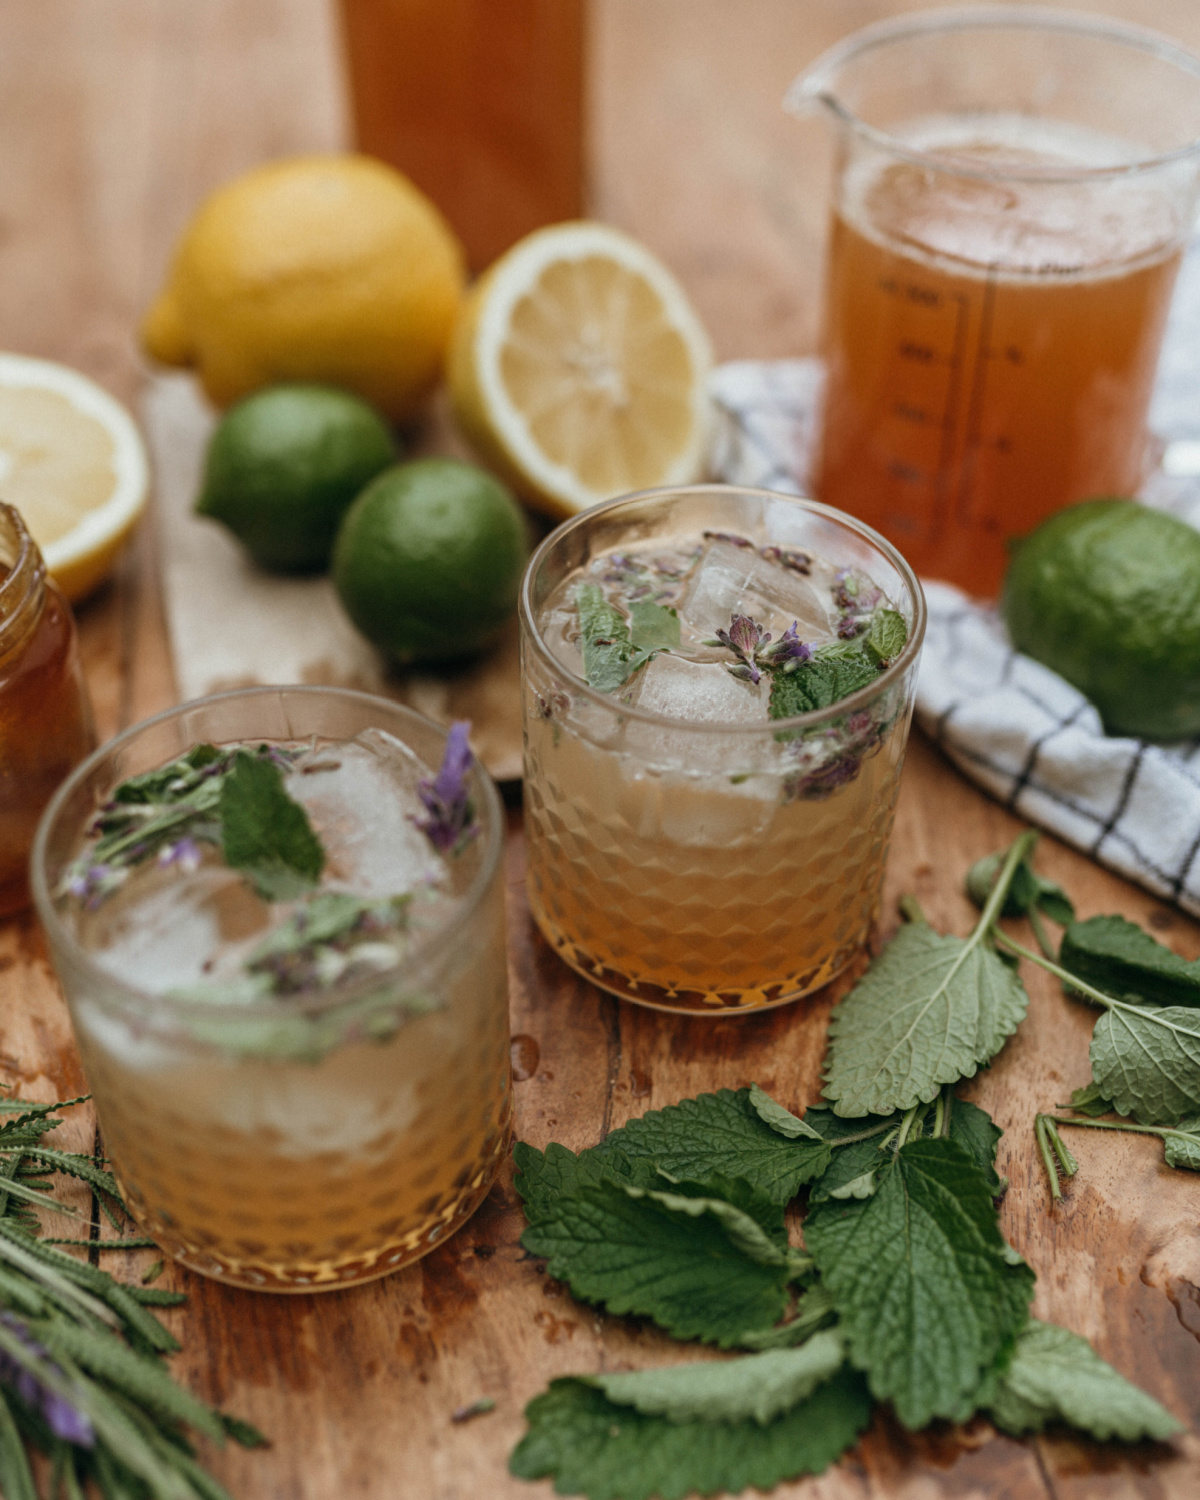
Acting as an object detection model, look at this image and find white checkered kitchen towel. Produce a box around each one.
[707,245,1200,916]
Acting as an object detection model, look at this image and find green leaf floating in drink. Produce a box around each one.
[575,582,680,690]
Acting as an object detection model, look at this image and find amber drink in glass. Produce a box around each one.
[32,688,511,1292]
[520,486,925,1016]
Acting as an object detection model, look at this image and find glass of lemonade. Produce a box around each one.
[31,687,511,1292]
[789,8,1200,597]
[519,485,925,1016]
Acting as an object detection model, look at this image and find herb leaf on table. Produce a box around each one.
[509,1364,872,1500]
[986,1319,1183,1441]
[1060,914,1200,1009]
[803,1137,1032,1429]
[584,1329,846,1425]
[823,833,1036,1117]
[219,749,325,900]
[518,1177,795,1347]
[591,1087,832,1206]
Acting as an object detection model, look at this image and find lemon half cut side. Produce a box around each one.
[449,222,714,518]
[0,355,149,602]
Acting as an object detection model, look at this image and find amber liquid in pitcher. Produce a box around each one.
[814,118,1184,596]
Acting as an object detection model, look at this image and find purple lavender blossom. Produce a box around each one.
[412,721,479,856]
[64,861,127,910]
[702,530,755,550]
[761,621,813,670]
[709,614,769,684]
[760,545,813,576]
[157,836,202,873]
[0,1314,93,1447]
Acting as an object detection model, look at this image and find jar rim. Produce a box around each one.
[0,502,46,652]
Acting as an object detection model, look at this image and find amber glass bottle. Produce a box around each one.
[338,0,586,272]
[0,504,94,915]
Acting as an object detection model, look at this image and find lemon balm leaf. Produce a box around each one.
[823,921,1029,1117]
[591,1088,832,1205]
[1090,1005,1200,1125]
[509,1365,871,1500]
[804,1138,1033,1429]
[219,751,324,901]
[1061,914,1200,1009]
[629,600,680,655]
[987,1320,1183,1441]
[518,1178,793,1347]
[585,1330,846,1425]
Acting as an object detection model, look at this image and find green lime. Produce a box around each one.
[332,457,529,664]
[196,383,395,571]
[1003,499,1200,739]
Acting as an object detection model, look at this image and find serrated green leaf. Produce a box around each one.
[587,1329,846,1426]
[823,922,1028,1117]
[988,1319,1183,1441]
[577,584,635,691]
[944,1097,1004,1195]
[804,1138,1031,1428]
[737,1286,837,1351]
[865,608,908,664]
[1163,1115,1200,1170]
[829,1171,878,1200]
[1062,915,1200,1009]
[746,1084,825,1141]
[768,651,880,719]
[219,752,324,901]
[519,1178,792,1347]
[802,1108,896,1204]
[1090,1003,1200,1125]
[965,849,1074,926]
[509,1365,871,1500]
[625,1184,786,1267]
[590,1089,831,1206]
[1069,1080,1117,1116]
[629,601,680,656]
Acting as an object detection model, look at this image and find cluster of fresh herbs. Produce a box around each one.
[962,847,1200,1198]
[62,742,323,908]
[0,1094,264,1500]
[62,727,479,1020]
[508,833,1183,1500]
[573,558,908,717]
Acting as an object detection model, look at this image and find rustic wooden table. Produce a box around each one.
[5,2,1200,1497]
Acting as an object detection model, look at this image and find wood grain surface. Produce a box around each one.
[4,3,1200,1498]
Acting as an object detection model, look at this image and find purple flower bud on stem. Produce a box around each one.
[0,1314,94,1448]
[412,721,479,856]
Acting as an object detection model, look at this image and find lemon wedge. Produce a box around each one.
[0,355,149,602]
[449,222,713,517]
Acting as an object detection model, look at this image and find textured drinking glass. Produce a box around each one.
[520,485,926,1015]
[789,7,1200,596]
[32,687,511,1292]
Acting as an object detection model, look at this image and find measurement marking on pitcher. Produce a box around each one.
[955,264,999,527]
[932,291,970,543]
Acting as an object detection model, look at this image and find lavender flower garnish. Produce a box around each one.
[157,836,202,873]
[760,544,813,575]
[705,615,812,685]
[0,1313,94,1447]
[413,720,479,855]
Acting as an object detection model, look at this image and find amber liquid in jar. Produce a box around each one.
[0,504,94,914]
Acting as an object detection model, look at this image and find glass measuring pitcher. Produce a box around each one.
[788,7,1200,596]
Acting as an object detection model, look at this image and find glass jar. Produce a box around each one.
[0,503,94,915]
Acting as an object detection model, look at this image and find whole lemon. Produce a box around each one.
[141,154,465,421]
[1003,499,1200,740]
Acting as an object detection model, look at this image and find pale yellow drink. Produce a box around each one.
[33,691,511,1292]
[520,487,925,1015]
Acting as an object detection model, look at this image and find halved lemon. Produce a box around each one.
[0,354,149,602]
[448,222,713,518]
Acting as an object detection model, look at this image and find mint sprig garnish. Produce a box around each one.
[219,749,324,900]
[63,742,314,908]
[576,583,679,691]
